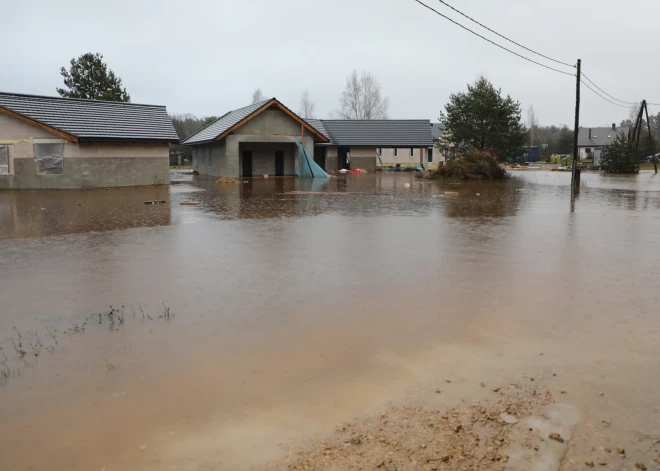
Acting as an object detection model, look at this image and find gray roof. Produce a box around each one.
[320,120,433,147]
[305,118,333,142]
[431,123,445,140]
[182,99,272,145]
[0,92,178,142]
[578,126,630,147]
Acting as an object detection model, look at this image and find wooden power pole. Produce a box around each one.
[643,101,658,174]
[571,59,581,195]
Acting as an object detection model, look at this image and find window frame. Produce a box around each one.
[0,144,11,175]
[410,148,414,158]
[34,142,64,175]
[394,148,398,158]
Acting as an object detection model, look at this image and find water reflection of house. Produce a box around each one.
[577,124,630,165]
[182,98,433,176]
[0,92,178,189]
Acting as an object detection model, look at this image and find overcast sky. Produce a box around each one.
[2,0,658,127]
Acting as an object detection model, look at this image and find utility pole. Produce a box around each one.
[571,59,581,196]
[643,101,658,174]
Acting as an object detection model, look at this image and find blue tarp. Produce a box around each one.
[295,141,330,178]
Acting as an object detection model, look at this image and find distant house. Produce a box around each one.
[578,124,630,166]
[0,92,178,189]
[181,98,433,176]
[376,122,446,167]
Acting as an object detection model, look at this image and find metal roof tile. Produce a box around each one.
[0,92,179,142]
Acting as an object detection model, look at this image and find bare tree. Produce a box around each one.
[251,88,265,104]
[527,105,538,146]
[299,90,316,119]
[336,70,389,120]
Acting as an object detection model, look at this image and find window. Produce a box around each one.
[34,143,63,175]
[0,145,10,175]
[394,148,398,157]
[410,148,414,158]
[208,148,212,168]
[428,148,433,163]
[377,148,382,157]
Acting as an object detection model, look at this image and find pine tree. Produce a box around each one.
[57,53,131,102]
[440,77,526,160]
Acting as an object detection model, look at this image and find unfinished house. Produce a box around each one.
[0,92,178,189]
[182,98,433,176]
[182,99,329,178]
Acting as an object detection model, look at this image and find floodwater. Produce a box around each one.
[1,170,659,470]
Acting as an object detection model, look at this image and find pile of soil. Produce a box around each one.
[216,176,239,184]
[432,151,507,180]
[261,384,553,471]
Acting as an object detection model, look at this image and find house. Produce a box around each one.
[181,98,433,176]
[0,92,178,189]
[578,123,630,165]
[374,122,446,167]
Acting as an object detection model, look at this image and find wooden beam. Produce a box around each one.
[0,106,78,143]
[214,99,330,144]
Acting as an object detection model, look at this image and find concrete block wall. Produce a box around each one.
[0,157,169,190]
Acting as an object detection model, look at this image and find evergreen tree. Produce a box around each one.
[600,133,640,173]
[57,53,130,102]
[440,77,526,160]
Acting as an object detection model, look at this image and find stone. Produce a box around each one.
[585,461,594,468]
[351,437,362,445]
[635,463,647,470]
[480,383,486,387]
[499,413,518,424]
[548,433,564,443]
[139,444,148,451]
[435,390,441,394]
[616,447,625,455]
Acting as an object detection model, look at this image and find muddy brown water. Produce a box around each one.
[1,171,659,470]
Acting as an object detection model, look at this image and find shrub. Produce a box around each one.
[433,150,507,180]
[600,133,640,173]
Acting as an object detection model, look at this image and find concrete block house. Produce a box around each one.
[0,92,178,189]
[182,98,433,177]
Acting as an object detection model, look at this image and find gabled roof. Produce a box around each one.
[182,98,329,145]
[431,123,445,140]
[578,126,630,147]
[320,120,433,147]
[0,92,178,143]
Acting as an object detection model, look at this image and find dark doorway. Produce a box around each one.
[242,151,253,177]
[275,151,284,176]
[339,146,350,170]
[314,146,326,170]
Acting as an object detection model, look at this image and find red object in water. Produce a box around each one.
[349,168,362,174]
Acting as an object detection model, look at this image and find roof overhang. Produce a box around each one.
[215,99,330,144]
[0,106,79,143]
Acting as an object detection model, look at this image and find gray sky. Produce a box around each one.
[3,0,658,127]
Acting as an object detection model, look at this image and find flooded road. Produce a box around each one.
[1,171,660,470]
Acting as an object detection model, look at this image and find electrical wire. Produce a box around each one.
[433,0,575,69]
[580,72,637,105]
[412,0,576,77]
[580,80,631,108]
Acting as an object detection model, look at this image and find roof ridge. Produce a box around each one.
[0,91,166,108]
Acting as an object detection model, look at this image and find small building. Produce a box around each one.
[0,92,178,189]
[182,98,433,176]
[578,124,630,165]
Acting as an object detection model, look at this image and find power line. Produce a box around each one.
[580,79,631,108]
[580,72,637,106]
[412,0,576,77]
[433,0,575,69]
